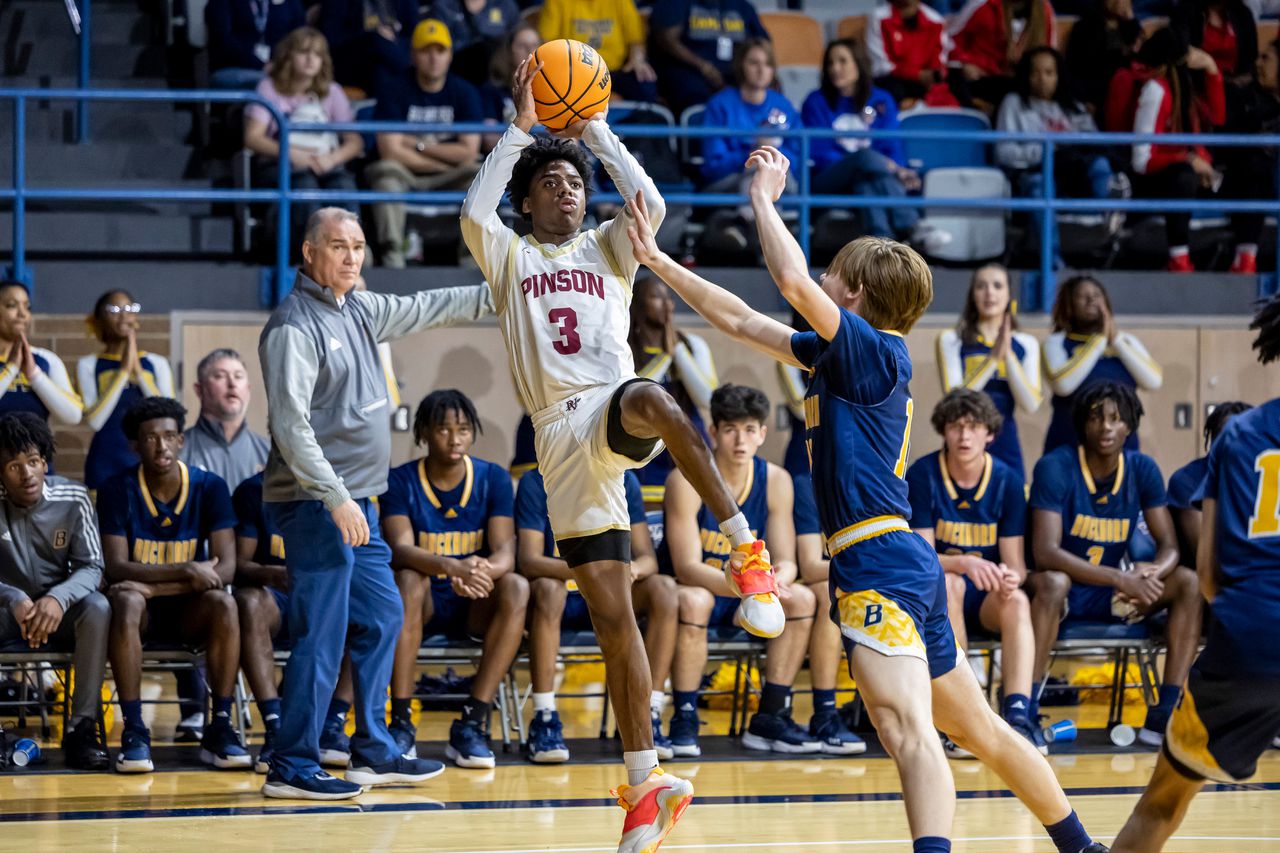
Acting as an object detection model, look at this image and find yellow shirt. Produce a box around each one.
[538,0,644,70]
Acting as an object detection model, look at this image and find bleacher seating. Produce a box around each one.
[899,107,992,172]
[760,11,826,108]
[836,14,867,42]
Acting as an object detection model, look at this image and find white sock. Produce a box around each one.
[719,512,753,548]
[1169,245,1190,258]
[650,690,666,717]
[624,749,659,785]
[532,692,556,716]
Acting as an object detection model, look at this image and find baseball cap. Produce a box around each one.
[412,19,452,51]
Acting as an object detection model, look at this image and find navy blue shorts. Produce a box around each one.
[563,591,593,631]
[709,595,739,628]
[829,530,959,680]
[424,581,482,642]
[268,586,291,647]
[1067,582,1117,622]
[1165,619,1280,782]
[961,575,990,631]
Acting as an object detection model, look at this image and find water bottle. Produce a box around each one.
[1110,724,1137,747]
[11,738,40,767]
[1043,719,1078,743]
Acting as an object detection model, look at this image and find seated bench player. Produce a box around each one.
[793,470,866,754]
[380,390,529,769]
[1166,402,1251,565]
[663,384,818,756]
[518,464,678,763]
[100,397,248,773]
[0,413,110,770]
[906,389,1040,754]
[1028,381,1200,746]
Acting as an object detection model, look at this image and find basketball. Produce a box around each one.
[531,38,612,132]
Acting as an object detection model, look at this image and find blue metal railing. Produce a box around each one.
[4,87,1280,308]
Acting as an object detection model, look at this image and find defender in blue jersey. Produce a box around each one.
[517,467,677,763]
[1166,402,1251,566]
[625,146,1106,853]
[1112,298,1280,852]
[1029,381,1200,746]
[662,385,822,757]
[98,398,247,774]
[907,390,1040,752]
[379,390,528,770]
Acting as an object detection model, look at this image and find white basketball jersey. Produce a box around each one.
[460,122,667,414]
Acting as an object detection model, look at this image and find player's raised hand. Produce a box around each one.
[625,190,663,266]
[512,56,543,134]
[746,146,790,203]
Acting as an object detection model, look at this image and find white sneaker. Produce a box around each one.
[726,541,784,638]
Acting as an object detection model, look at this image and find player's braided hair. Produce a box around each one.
[1251,293,1280,365]
[930,388,1004,438]
[413,389,483,446]
[0,412,55,463]
[122,397,187,441]
[507,136,594,221]
[1071,380,1143,442]
[1204,401,1251,450]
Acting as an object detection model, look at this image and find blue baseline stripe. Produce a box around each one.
[3,780,1279,824]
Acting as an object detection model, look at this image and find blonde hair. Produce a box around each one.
[269,27,335,99]
[829,237,934,333]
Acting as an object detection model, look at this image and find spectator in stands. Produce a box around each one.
[1065,0,1142,113]
[699,40,799,193]
[948,0,1056,111]
[1042,275,1162,455]
[663,384,818,758]
[380,390,527,770]
[181,349,269,490]
[1027,381,1200,747]
[907,391,1040,754]
[318,0,418,95]
[78,291,174,492]
[538,0,658,102]
[1219,39,1280,274]
[367,20,484,268]
[1166,401,1250,563]
[629,277,716,508]
[244,28,363,248]
[101,398,247,774]
[429,0,523,85]
[867,0,953,105]
[1111,29,1227,272]
[1173,0,1258,83]
[936,264,1041,478]
[802,38,925,246]
[0,413,110,771]
[650,0,770,116]
[206,0,306,89]
[0,281,81,426]
[518,467,678,764]
[792,471,866,755]
[479,22,541,135]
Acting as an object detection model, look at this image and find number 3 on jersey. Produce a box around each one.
[548,308,581,355]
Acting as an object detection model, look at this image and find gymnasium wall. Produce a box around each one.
[170,313,1279,483]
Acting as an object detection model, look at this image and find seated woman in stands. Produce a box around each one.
[948,0,1056,112]
[802,38,931,247]
[77,290,174,491]
[243,27,363,248]
[1042,275,1162,455]
[0,280,81,429]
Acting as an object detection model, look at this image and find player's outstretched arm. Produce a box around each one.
[746,147,840,342]
[625,190,801,367]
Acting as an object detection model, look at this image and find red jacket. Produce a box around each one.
[867,4,950,82]
[1112,66,1226,174]
[949,0,1056,78]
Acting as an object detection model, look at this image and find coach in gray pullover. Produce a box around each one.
[257,207,492,799]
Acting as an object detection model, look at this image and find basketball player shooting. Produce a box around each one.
[460,56,783,853]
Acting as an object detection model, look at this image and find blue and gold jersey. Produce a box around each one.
[1044,334,1140,454]
[791,309,914,553]
[515,468,646,558]
[793,472,822,538]
[96,461,236,564]
[232,472,284,566]
[83,353,169,490]
[906,451,1026,564]
[1167,456,1207,512]
[380,455,514,570]
[1029,445,1166,569]
[954,334,1033,475]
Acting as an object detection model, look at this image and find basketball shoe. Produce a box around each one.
[613,767,694,853]
[725,541,784,638]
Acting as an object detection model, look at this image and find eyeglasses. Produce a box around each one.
[103,303,141,315]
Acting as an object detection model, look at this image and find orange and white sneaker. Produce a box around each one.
[612,767,694,853]
[726,540,784,638]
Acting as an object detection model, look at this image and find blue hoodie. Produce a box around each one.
[801,87,905,174]
[699,87,802,185]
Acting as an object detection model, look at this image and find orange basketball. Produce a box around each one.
[531,39,612,132]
